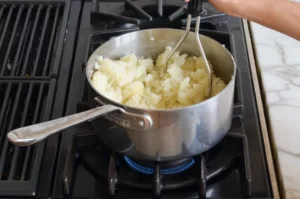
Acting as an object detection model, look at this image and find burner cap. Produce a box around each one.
[124,156,195,175]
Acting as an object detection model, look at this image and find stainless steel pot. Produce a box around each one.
[7,28,236,162]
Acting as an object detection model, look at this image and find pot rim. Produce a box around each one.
[86,28,237,113]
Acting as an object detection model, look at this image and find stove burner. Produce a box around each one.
[70,127,252,197]
[124,156,195,175]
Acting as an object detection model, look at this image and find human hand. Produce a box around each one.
[186,0,300,41]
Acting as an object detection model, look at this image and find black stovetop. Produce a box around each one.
[0,0,273,199]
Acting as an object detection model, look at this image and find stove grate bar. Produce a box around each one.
[90,11,140,25]
[199,155,207,197]
[0,5,14,54]
[169,5,186,22]
[227,132,252,197]
[0,5,23,77]
[20,5,42,76]
[31,6,51,76]
[125,0,152,21]
[0,5,5,20]
[91,26,140,37]
[7,5,33,77]
[42,5,61,77]
[158,0,163,17]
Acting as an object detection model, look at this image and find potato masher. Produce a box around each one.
[164,0,212,97]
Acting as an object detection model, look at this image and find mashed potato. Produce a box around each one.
[91,47,227,109]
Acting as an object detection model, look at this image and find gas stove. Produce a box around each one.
[0,0,278,199]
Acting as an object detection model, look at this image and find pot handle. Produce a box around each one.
[7,105,121,146]
[94,97,153,132]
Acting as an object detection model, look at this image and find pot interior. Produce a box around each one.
[87,28,235,85]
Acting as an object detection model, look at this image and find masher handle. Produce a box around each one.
[187,0,204,16]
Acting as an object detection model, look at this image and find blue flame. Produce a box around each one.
[124,156,195,175]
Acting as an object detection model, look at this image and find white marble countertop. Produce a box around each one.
[250,22,300,198]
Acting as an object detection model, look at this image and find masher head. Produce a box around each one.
[163,0,212,97]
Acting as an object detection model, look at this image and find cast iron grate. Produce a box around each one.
[90,0,225,30]
[0,3,65,79]
[0,80,56,196]
[0,0,76,197]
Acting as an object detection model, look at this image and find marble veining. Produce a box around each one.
[250,22,300,199]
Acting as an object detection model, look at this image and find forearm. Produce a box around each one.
[233,0,300,40]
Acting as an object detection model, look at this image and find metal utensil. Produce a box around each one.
[164,0,212,97]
